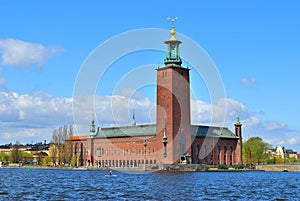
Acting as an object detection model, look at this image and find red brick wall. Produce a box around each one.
[191,136,241,166]
[156,66,191,164]
[85,136,158,167]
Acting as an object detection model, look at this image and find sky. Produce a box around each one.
[0,1,299,151]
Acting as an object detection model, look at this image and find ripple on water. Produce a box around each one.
[1,169,300,200]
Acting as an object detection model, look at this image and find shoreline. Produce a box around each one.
[1,165,262,172]
[2,165,299,172]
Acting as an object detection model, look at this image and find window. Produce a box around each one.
[218,146,221,164]
[97,148,102,157]
[224,146,227,165]
[230,147,233,165]
[180,134,185,156]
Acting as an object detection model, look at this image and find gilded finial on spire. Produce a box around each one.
[167,17,179,40]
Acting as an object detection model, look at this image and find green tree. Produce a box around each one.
[70,155,77,167]
[21,151,33,163]
[0,152,7,161]
[43,156,52,166]
[274,155,283,164]
[242,137,271,165]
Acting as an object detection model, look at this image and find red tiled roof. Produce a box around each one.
[66,136,88,141]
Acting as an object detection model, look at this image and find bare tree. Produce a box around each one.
[11,140,23,163]
[51,125,74,166]
[51,130,59,166]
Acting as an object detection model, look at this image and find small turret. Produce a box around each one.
[234,117,243,165]
[132,110,136,126]
[234,117,242,137]
[235,117,241,126]
[89,119,96,138]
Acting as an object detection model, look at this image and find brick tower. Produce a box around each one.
[234,117,243,165]
[156,18,191,165]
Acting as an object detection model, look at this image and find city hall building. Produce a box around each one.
[68,23,243,169]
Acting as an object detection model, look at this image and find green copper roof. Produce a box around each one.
[191,125,239,139]
[91,124,238,139]
[95,124,156,138]
[235,117,241,125]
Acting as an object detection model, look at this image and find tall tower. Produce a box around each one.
[234,117,243,165]
[156,18,191,165]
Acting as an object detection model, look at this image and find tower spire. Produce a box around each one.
[132,110,136,126]
[89,117,96,138]
[164,17,182,66]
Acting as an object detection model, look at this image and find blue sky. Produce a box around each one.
[0,1,300,151]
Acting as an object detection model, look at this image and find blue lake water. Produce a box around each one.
[0,168,299,200]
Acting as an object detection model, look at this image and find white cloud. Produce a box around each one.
[0,91,299,152]
[265,120,287,131]
[191,98,249,126]
[0,92,73,144]
[0,38,64,69]
[241,77,256,86]
[288,136,300,146]
[0,68,5,88]
[241,78,248,85]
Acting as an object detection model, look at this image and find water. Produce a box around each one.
[0,168,299,200]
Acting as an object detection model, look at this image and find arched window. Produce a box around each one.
[230,146,233,165]
[224,146,227,165]
[96,148,102,157]
[75,144,78,155]
[217,146,221,164]
[180,134,185,156]
[196,144,199,159]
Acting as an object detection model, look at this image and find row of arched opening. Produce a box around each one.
[95,159,157,168]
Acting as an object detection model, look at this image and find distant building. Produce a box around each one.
[0,141,50,164]
[268,146,298,159]
[68,22,243,169]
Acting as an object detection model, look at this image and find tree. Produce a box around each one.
[21,151,33,163]
[51,129,59,166]
[51,125,74,166]
[70,155,77,167]
[43,156,52,166]
[242,137,271,165]
[0,152,7,161]
[10,140,23,163]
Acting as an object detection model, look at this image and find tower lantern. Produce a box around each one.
[164,17,182,66]
[89,119,96,138]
